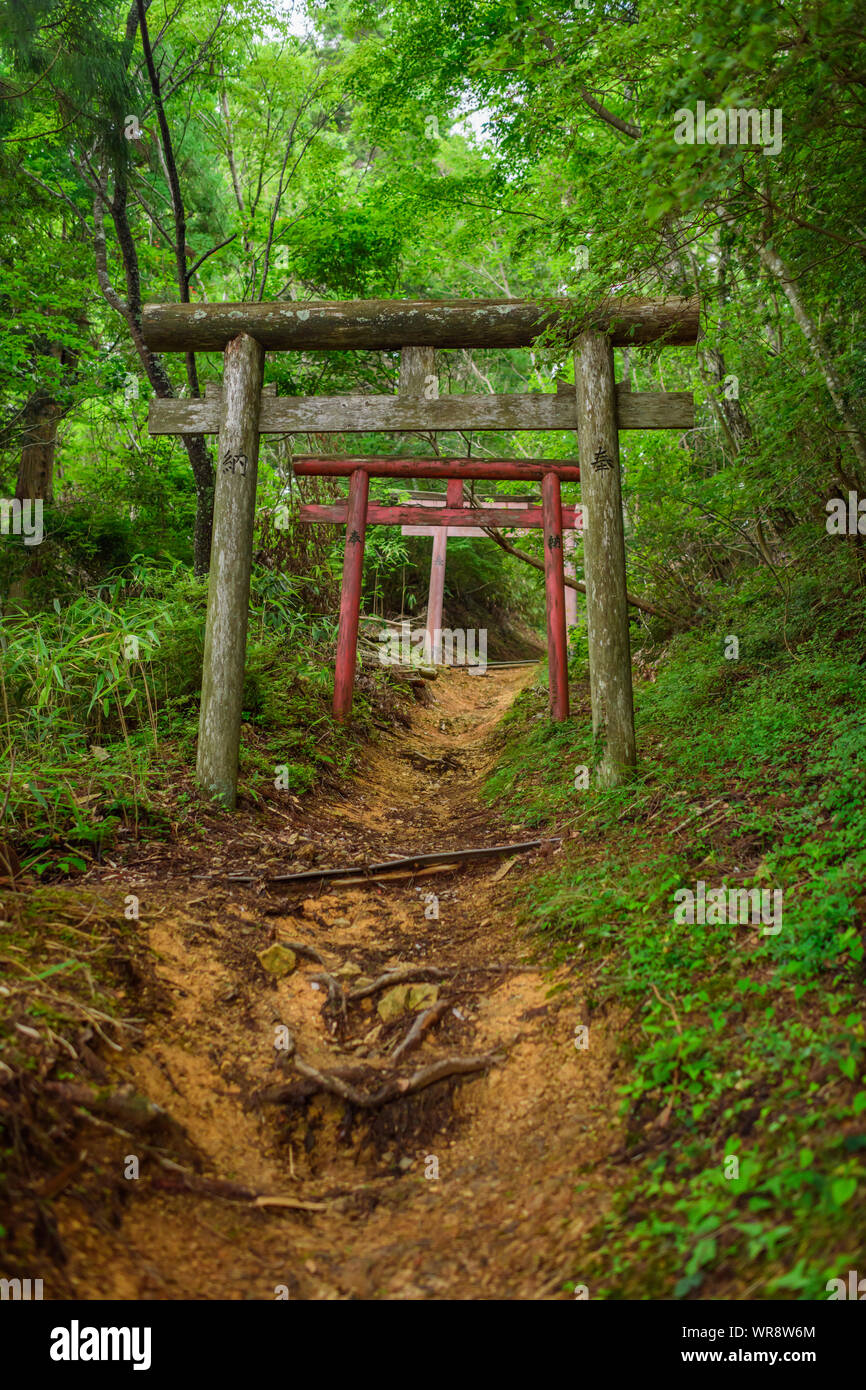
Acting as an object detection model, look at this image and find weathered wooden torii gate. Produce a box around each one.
[143,296,697,806]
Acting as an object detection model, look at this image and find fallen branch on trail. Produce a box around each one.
[347,965,449,1001]
[227,837,561,888]
[481,525,679,623]
[479,659,540,669]
[335,862,462,886]
[149,1170,329,1211]
[391,999,452,1062]
[253,1194,329,1212]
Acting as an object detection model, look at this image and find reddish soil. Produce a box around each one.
[41,670,624,1299]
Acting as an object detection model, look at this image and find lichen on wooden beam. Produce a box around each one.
[142,295,699,352]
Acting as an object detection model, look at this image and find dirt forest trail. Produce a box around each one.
[56,668,624,1300]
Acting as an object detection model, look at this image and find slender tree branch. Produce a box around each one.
[481,526,679,623]
[578,86,641,140]
[187,233,238,279]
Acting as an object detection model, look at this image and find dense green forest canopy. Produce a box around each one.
[0,0,863,802]
[2,1,863,499]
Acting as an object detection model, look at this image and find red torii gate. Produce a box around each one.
[142,294,698,805]
[292,449,583,721]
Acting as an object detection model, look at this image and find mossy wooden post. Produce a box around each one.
[575,332,636,785]
[196,332,265,806]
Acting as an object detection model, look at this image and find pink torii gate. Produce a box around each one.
[398,492,583,662]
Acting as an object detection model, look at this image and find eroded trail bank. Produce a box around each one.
[34,669,622,1300]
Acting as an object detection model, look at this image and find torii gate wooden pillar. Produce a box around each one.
[142,294,698,804]
[197,333,264,804]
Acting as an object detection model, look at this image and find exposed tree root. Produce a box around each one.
[391,998,451,1061]
[310,971,348,1026]
[279,940,328,967]
[44,1082,183,1135]
[258,1030,504,1111]
[347,965,449,1002]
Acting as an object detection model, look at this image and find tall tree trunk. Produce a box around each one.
[188,434,215,573]
[137,0,217,573]
[16,391,61,501]
[756,240,866,483]
[92,185,215,576]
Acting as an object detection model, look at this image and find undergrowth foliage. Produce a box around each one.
[0,886,162,1249]
[488,575,866,1299]
[0,555,359,873]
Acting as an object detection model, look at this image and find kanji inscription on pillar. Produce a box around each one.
[591,445,614,472]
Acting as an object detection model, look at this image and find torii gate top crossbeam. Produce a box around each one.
[141,295,699,352]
